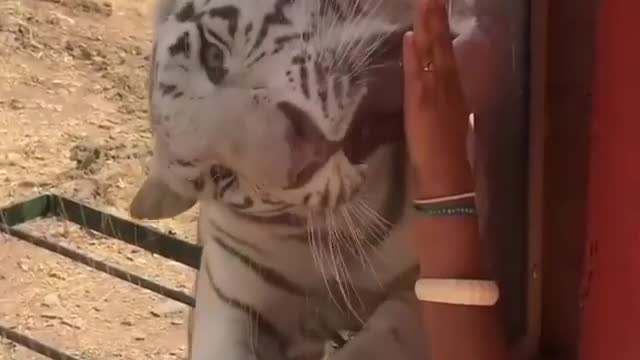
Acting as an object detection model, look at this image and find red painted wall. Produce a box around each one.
[580,0,640,359]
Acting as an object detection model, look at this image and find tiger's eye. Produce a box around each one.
[210,164,234,182]
[201,42,228,84]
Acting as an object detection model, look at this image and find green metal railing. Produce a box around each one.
[0,194,202,360]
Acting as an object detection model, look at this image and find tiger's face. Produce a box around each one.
[150,0,407,212]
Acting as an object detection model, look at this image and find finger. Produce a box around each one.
[411,1,444,111]
[403,32,423,143]
[403,32,435,169]
[425,1,467,106]
[403,31,436,127]
[427,0,456,73]
[413,0,437,74]
[403,31,421,102]
[403,31,434,109]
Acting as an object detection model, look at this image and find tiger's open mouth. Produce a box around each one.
[286,106,405,189]
[340,29,462,164]
[342,106,405,165]
[343,53,406,164]
[279,100,405,190]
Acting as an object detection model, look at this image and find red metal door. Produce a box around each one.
[580,1,640,359]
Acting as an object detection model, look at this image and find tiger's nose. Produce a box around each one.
[277,101,341,189]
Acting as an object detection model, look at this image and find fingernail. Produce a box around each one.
[402,32,416,75]
[402,31,413,61]
[403,31,414,52]
[404,31,414,41]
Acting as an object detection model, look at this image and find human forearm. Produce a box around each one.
[413,213,508,360]
[411,190,508,360]
[403,1,510,358]
[421,300,508,360]
[413,215,486,278]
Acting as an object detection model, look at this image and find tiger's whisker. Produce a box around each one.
[309,210,345,314]
[342,204,384,288]
[358,199,393,228]
[340,206,368,269]
[348,202,389,260]
[324,211,348,314]
[326,211,365,323]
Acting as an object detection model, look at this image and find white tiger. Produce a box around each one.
[130,0,486,359]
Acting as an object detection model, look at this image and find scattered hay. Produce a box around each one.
[37,0,113,17]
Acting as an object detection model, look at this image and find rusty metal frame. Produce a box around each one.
[517,0,548,357]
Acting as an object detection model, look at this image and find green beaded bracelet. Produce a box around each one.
[413,205,478,217]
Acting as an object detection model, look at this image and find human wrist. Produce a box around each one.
[414,221,490,277]
[418,256,491,280]
[413,167,474,199]
[411,146,474,197]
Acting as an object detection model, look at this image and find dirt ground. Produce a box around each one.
[0,0,200,359]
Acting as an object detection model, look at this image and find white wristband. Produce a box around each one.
[414,278,500,306]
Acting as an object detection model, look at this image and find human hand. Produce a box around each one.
[402,0,475,199]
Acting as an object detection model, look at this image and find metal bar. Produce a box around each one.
[0,323,82,360]
[0,194,53,227]
[0,194,202,360]
[0,224,195,307]
[49,195,202,270]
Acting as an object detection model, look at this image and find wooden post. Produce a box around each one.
[580,0,640,359]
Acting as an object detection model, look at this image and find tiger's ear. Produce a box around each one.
[129,175,197,220]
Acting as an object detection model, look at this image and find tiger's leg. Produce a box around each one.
[187,272,198,360]
[187,224,205,360]
[189,247,287,360]
[330,294,429,360]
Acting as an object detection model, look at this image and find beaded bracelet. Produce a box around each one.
[413,205,477,217]
[413,191,477,217]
